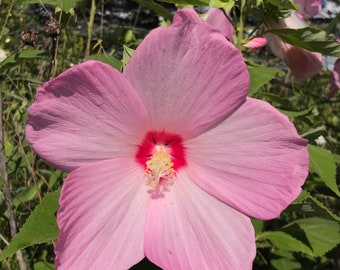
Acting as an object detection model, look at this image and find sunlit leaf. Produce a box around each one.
[256,231,313,255]
[294,218,340,257]
[0,49,46,70]
[308,144,340,196]
[122,45,135,68]
[210,0,235,11]
[0,189,60,262]
[269,27,340,57]
[86,54,122,71]
[247,64,284,95]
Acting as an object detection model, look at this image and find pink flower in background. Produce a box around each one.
[25,8,309,270]
[295,0,322,18]
[265,12,324,79]
[244,37,267,50]
[329,58,340,99]
[204,8,234,41]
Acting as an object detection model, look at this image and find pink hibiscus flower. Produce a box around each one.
[329,58,340,99]
[294,0,322,18]
[265,12,324,80]
[244,37,267,50]
[25,9,309,270]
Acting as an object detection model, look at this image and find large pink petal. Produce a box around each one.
[25,61,150,172]
[123,10,248,139]
[185,97,309,220]
[144,172,255,269]
[55,157,149,269]
[172,8,201,25]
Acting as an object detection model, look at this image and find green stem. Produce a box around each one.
[237,0,246,50]
[85,0,96,58]
[0,0,14,41]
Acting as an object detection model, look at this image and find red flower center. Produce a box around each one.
[135,131,186,192]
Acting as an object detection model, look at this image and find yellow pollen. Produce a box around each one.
[145,145,175,190]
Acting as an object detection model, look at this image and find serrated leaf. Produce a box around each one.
[247,64,283,95]
[0,189,60,261]
[210,0,235,12]
[308,144,340,196]
[295,218,340,257]
[256,231,313,255]
[269,27,340,57]
[290,190,340,222]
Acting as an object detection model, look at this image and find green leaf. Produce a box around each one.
[133,0,172,20]
[33,261,55,270]
[122,45,135,68]
[290,191,340,222]
[0,49,46,70]
[86,54,122,71]
[251,218,264,235]
[157,0,209,5]
[271,257,301,270]
[13,180,44,207]
[266,0,298,11]
[279,107,313,118]
[308,144,340,196]
[257,231,313,255]
[247,64,284,95]
[269,27,340,57]
[210,0,235,12]
[294,218,340,257]
[18,0,77,12]
[0,189,60,262]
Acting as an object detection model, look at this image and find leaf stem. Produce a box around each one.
[85,0,96,58]
[237,0,246,50]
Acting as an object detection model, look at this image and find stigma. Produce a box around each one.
[145,145,175,189]
[135,131,187,194]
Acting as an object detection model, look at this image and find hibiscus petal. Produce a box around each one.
[25,61,150,172]
[144,172,255,269]
[205,8,234,41]
[123,11,248,139]
[185,97,309,220]
[56,157,148,269]
[172,8,201,25]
